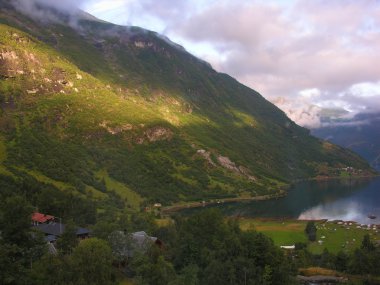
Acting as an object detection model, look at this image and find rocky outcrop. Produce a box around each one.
[0,50,20,78]
[217,156,240,172]
[196,149,257,181]
[217,155,256,181]
[238,166,257,182]
[145,127,173,142]
[99,121,133,135]
[134,41,153,48]
[197,150,216,166]
[134,127,173,144]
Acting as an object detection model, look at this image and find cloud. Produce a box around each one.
[13,0,380,128]
[13,0,86,13]
[84,0,189,28]
[175,1,379,96]
[86,0,380,128]
[271,96,323,128]
[11,0,89,26]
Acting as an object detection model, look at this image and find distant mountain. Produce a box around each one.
[0,1,374,208]
[312,113,380,170]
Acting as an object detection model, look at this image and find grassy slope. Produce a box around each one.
[0,5,374,208]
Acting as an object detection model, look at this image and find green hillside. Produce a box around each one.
[0,2,374,213]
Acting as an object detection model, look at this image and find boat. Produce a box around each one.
[368,214,377,219]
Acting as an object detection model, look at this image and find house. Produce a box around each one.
[32,212,55,225]
[33,222,90,243]
[280,245,295,250]
[109,230,163,259]
[131,231,163,249]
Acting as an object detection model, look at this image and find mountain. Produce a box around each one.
[312,113,380,170]
[0,1,374,209]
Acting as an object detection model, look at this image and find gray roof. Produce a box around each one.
[34,223,90,237]
[76,227,90,235]
[35,223,64,236]
[109,231,159,258]
[132,231,158,246]
[45,235,57,243]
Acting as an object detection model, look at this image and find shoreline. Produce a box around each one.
[161,191,287,213]
[294,173,379,183]
[230,216,380,226]
[162,174,380,214]
[311,174,379,181]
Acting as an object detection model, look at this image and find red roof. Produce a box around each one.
[32,212,55,223]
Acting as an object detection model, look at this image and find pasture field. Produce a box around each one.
[237,218,380,254]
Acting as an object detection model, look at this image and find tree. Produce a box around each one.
[30,254,71,285]
[320,248,334,269]
[349,249,371,275]
[132,252,176,285]
[168,264,199,285]
[92,219,119,241]
[305,221,317,242]
[335,251,348,272]
[56,220,78,254]
[0,195,46,284]
[361,234,375,252]
[108,230,133,266]
[0,196,33,246]
[0,243,28,284]
[171,209,295,285]
[71,238,115,285]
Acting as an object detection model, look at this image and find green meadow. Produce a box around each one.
[237,218,380,254]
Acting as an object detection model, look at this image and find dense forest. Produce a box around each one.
[0,176,294,284]
[1,177,380,284]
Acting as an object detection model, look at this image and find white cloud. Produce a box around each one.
[349,82,380,98]
[271,97,322,128]
[299,88,321,99]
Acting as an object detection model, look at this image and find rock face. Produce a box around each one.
[217,156,240,172]
[197,150,257,181]
[217,155,257,181]
[197,149,217,166]
[0,50,20,77]
[99,121,133,135]
[144,127,173,142]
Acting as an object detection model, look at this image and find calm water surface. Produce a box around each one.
[183,177,380,224]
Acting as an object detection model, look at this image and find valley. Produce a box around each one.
[1,1,379,284]
[0,1,375,209]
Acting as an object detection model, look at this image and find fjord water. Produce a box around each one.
[186,177,380,224]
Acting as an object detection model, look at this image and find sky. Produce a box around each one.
[15,0,380,128]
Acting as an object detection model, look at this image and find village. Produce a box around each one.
[31,212,163,257]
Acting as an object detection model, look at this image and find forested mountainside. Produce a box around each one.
[312,113,380,171]
[0,1,373,210]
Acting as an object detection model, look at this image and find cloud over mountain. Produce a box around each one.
[83,0,380,127]
[13,0,380,128]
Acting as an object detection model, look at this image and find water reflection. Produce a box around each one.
[182,177,380,224]
[298,178,380,224]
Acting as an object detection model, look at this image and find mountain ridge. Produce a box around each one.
[0,2,374,210]
[312,112,380,171]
